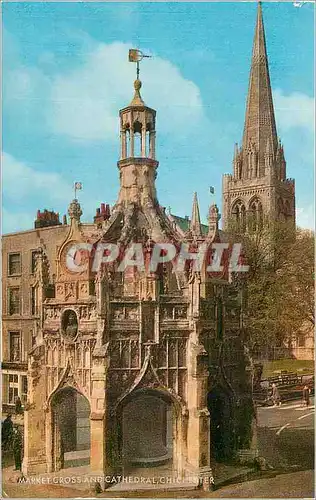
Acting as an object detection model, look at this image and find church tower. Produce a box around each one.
[222,2,295,231]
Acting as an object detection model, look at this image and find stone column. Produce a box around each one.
[23,346,48,474]
[90,355,107,473]
[23,405,47,474]
[141,125,146,157]
[186,341,213,489]
[149,131,156,159]
[121,130,127,159]
[90,412,106,472]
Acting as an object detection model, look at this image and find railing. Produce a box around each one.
[253,372,314,405]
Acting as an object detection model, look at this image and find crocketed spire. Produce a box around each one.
[242,1,278,163]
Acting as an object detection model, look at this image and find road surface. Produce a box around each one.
[257,397,314,471]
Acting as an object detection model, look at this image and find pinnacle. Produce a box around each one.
[190,192,202,237]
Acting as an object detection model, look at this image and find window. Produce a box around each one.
[31,250,37,274]
[8,287,20,315]
[31,286,37,315]
[248,198,263,232]
[232,201,246,232]
[8,374,19,404]
[8,253,21,276]
[9,332,21,361]
[21,375,28,403]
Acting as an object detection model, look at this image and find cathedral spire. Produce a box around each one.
[242,1,278,164]
[190,192,202,237]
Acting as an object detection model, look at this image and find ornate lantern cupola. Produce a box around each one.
[117,50,159,208]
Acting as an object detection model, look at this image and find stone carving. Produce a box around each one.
[79,306,89,319]
[88,306,97,320]
[174,306,187,319]
[45,307,61,321]
[113,306,124,320]
[65,282,76,301]
[125,306,139,321]
[161,306,173,319]
[61,310,78,341]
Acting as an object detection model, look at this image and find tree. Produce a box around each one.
[225,218,314,357]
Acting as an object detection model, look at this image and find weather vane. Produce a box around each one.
[128,49,151,79]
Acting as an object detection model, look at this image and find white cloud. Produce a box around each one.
[50,42,205,141]
[2,152,70,203]
[273,89,315,132]
[1,208,33,235]
[296,205,315,230]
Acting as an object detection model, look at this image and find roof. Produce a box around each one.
[170,213,208,236]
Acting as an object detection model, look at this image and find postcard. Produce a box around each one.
[1,1,314,498]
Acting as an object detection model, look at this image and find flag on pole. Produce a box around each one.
[209,186,215,194]
[74,182,82,190]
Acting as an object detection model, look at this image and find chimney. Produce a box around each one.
[34,209,62,229]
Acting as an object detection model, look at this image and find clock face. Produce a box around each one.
[61,241,90,275]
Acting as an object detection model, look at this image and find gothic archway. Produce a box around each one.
[207,386,236,463]
[114,388,184,473]
[51,387,90,470]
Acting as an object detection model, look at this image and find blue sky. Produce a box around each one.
[2,0,314,233]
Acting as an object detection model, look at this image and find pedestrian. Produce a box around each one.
[302,385,310,407]
[15,396,23,415]
[2,414,13,451]
[12,425,23,471]
[271,383,281,406]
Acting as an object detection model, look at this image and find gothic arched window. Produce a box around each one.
[133,120,142,157]
[232,200,246,232]
[248,197,263,231]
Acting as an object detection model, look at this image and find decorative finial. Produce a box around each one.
[68,199,82,222]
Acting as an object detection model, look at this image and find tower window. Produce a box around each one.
[248,198,263,231]
[232,201,246,232]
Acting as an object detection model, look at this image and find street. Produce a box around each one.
[257,398,314,472]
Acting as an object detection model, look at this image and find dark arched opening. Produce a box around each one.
[51,387,90,469]
[207,386,236,463]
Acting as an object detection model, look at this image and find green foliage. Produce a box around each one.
[226,218,314,353]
